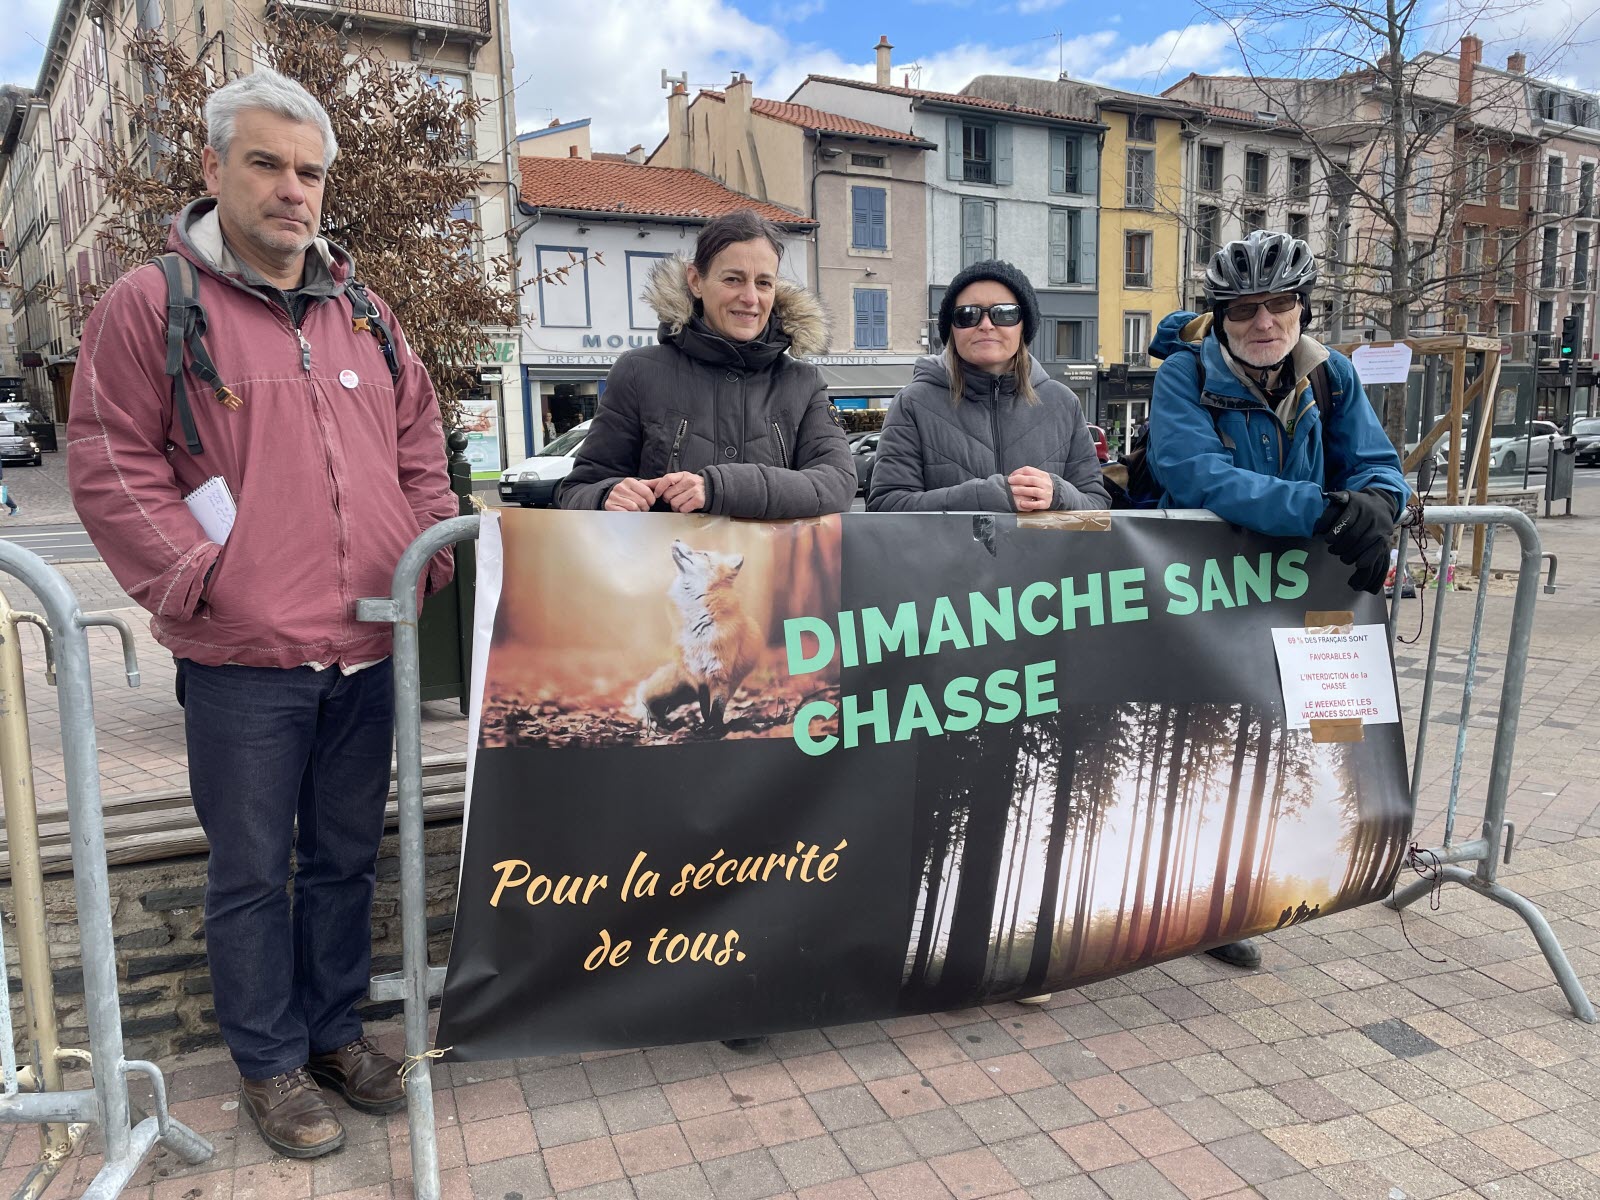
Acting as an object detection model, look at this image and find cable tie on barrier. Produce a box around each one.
[399,1047,452,1083]
[1395,843,1450,964]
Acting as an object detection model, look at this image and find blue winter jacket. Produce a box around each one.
[1147,311,1407,538]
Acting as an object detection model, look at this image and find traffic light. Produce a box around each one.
[1560,314,1579,360]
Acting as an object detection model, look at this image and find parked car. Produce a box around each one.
[1488,420,1566,474]
[498,421,591,507]
[1086,424,1110,464]
[0,420,41,467]
[1573,417,1600,466]
[850,431,881,496]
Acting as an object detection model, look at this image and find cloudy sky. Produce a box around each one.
[5,0,1598,154]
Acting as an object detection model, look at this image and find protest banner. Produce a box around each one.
[436,510,1410,1059]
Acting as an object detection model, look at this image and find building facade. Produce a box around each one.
[515,155,814,457]
[1,0,522,438]
[791,58,1106,411]
[651,57,935,404]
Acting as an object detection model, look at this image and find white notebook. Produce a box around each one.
[183,476,237,546]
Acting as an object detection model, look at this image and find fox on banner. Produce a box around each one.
[436,510,1412,1060]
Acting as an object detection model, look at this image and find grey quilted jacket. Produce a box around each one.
[868,355,1111,512]
[557,257,854,517]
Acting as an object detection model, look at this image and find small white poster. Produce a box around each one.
[1350,342,1414,385]
[1270,625,1401,730]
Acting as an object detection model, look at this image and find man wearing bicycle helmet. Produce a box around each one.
[1146,230,1405,973]
[1148,230,1406,595]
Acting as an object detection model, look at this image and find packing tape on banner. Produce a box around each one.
[1304,609,1363,744]
[1016,511,1113,532]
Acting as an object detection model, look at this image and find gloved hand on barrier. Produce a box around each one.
[1315,489,1396,595]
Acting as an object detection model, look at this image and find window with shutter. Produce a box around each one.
[1048,208,1068,284]
[961,198,995,267]
[854,289,888,349]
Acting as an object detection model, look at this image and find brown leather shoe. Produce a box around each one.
[239,1067,345,1159]
[307,1035,406,1115]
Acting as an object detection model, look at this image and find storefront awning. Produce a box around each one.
[813,362,915,395]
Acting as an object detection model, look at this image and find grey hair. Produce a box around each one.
[206,66,339,170]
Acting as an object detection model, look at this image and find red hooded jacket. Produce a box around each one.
[68,200,455,668]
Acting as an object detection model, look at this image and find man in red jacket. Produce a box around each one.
[68,67,455,1159]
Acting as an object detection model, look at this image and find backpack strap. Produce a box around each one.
[1308,361,1335,424]
[159,253,242,457]
[345,278,402,383]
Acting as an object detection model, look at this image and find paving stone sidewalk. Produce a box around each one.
[0,485,1597,1199]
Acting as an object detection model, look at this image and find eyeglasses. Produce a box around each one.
[951,303,1024,329]
[1222,294,1300,323]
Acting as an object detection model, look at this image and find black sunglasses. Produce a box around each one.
[1222,294,1301,323]
[951,303,1024,329]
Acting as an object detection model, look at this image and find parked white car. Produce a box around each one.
[497,421,591,507]
[1488,420,1565,474]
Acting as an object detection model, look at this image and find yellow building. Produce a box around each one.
[1093,91,1198,452]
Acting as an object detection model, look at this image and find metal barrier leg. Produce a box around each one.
[0,588,77,1186]
[0,544,213,1191]
[1386,506,1596,1023]
[1389,865,1596,1023]
[358,516,480,1200]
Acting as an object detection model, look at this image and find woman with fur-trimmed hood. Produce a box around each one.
[558,211,854,517]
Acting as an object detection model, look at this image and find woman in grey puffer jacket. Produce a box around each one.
[868,260,1109,513]
[558,211,854,517]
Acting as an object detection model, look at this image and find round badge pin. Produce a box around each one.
[339,369,360,389]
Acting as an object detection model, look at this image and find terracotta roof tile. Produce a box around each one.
[801,75,1099,124]
[699,90,931,144]
[518,156,815,226]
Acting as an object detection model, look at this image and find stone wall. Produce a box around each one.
[9,821,462,1063]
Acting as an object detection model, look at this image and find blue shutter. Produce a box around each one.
[1048,209,1068,285]
[995,124,1013,186]
[869,290,888,348]
[1080,136,1099,199]
[1050,133,1066,194]
[946,117,963,180]
[961,198,983,267]
[868,187,887,249]
[1079,208,1098,285]
[851,187,870,249]
[854,289,871,348]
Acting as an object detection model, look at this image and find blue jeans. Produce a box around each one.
[177,659,394,1079]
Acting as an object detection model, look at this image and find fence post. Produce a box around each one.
[0,542,215,1194]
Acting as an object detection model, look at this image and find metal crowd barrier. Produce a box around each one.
[1384,505,1595,1023]
[360,507,1594,1200]
[0,543,213,1198]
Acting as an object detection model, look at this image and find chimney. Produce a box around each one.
[1458,33,1481,106]
[549,116,562,128]
[1507,50,1526,74]
[568,145,578,157]
[626,143,646,164]
[875,36,893,88]
[666,82,690,169]
[728,72,753,141]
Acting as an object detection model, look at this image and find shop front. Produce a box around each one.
[807,356,918,408]
[1536,363,1597,426]
[1097,364,1157,455]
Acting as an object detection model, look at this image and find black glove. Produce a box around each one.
[1315,490,1396,595]
[1316,489,1395,559]
[1343,539,1390,595]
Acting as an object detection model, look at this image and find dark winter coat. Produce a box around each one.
[868,355,1111,512]
[557,257,854,517]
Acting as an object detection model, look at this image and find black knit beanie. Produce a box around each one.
[938,259,1040,347]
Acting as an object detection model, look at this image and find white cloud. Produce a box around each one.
[1423,0,1600,87]
[1083,21,1241,84]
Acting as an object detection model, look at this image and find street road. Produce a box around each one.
[0,522,96,564]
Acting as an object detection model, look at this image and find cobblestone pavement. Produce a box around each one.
[0,499,1596,1199]
[2,440,79,527]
